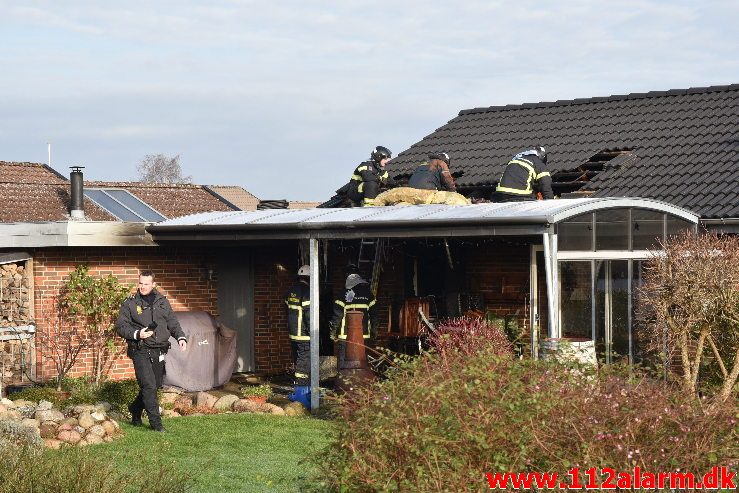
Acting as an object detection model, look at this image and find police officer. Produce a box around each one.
[285,265,311,389]
[493,145,554,202]
[115,270,187,432]
[408,152,457,191]
[330,272,378,368]
[347,145,395,206]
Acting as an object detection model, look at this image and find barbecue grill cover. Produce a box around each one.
[162,311,237,391]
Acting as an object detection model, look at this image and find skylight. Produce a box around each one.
[84,189,167,222]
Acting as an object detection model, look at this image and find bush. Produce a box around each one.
[98,379,141,413]
[0,445,190,493]
[314,342,738,491]
[6,386,65,407]
[0,419,44,451]
[61,376,101,406]
[240,384,273,399]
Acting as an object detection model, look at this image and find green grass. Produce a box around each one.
[81,414,336,493]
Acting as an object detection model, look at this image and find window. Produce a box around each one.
[632,209,664,250]
[595,210,629,250]
[666,215,695,238]
[84,189,167,222]
[559,261,592,339]
[558,213,593,251]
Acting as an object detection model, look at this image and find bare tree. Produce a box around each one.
[36,293,90,391]
[637,231,739,404]
[136,154,192,184]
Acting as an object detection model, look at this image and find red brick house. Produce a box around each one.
[0,162,236,386]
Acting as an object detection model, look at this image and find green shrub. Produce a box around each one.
[0,445,190,493]
[314,343,738,492]
[98,379,141,413]
[0,420,44,451]
[6,386,65,407]
[240,384,273,399]
[61,376,101,405]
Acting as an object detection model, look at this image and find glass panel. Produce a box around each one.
[84,189,143,221]
[596,209,629,250]
[611,260,630,363]
[666,215,695,239]
[559,261,592,339]
[536,251,549,346]
[631,260,647,364]
[595,261,606,360]
[558,213,593,251]
[105,189,167,222]
[632,209,664,250]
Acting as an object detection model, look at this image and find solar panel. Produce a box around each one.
[84,189,168,222]
[104,189,166,222]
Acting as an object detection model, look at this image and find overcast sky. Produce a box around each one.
[1,1,737,201]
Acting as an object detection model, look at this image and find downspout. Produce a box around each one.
[309,238,320,411]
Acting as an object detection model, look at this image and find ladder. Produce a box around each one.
[357,238,385,295]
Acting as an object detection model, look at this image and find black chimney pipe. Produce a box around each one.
[70,166,85,219]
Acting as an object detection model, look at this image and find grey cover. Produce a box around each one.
[163,311,237,392]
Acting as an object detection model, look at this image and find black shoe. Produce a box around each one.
[151,424,167,433]
[128,404,143,426]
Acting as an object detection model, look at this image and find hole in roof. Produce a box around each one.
[552,148,634,197]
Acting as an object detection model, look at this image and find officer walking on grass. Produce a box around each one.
[116,270,187,432]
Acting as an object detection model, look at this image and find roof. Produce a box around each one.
[287,200,321,209]
[387,84,739,219]
[149,197,698,241]
[0,162,237,222]
[206,185,261,210]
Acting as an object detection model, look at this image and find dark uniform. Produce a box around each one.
[115,290,186,430]
[330,275,378,367]
[285,279,311,386]
[408,162,456,191]
[347,160,394,206]
[493,153,554,202]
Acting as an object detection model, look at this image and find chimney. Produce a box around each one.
[70,166,85,220]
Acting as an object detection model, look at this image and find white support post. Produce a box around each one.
[309,238,320,411]
[550,233,560,339]
[542,233,557,340]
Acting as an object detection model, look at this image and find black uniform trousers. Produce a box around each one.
[290,341,310,386]
[129,346,165,428]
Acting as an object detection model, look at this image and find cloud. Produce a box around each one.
[1,0,737,199]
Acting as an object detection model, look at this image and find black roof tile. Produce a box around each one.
[388,84,739,219]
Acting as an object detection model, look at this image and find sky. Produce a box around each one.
[1,1,737,201]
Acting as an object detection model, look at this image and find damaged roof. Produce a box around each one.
[0,162,237,222]
[387,84,739,219]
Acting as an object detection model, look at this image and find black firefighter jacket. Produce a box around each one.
[330,281,378,340]
[495,154,554,200]
[285,280,310,341]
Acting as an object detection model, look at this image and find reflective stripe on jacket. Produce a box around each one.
[330,282,378,340]
[495,155,554,199]
[285,280,310,341]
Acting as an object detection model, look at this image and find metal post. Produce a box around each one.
[550,233,560,339]
[542,233,557,340]
[309,238,320,411]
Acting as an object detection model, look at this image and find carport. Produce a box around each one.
[148,198,698,409]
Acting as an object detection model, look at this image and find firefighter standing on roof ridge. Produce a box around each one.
[492,145,554,202]
[347,145,395,206]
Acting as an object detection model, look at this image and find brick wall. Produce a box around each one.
[32,247,217,382]
[251,245,295,375]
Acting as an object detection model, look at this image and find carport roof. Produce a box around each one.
[148,197,697,241]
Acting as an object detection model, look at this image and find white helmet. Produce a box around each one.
[297,265,310,277]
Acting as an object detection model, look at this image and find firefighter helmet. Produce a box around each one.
[297,265,310,277]
[534,145,547,163]
[371,146,392,164]
[429,152,451,165]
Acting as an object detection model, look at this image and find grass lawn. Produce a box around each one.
[82,413,336,493]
